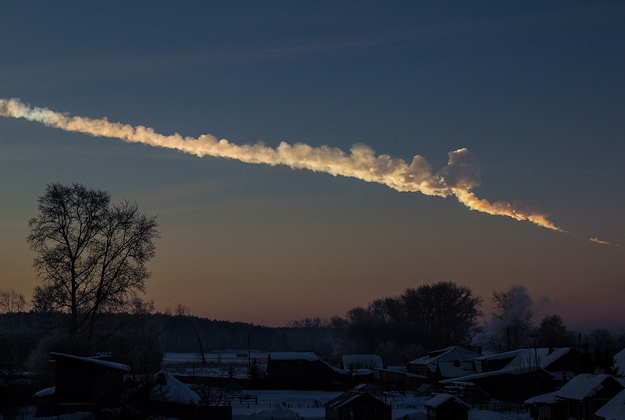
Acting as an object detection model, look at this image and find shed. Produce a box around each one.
[34,352,130,416]
[265,352,340,390]
[424,393,469,420]
[325,391,392,420]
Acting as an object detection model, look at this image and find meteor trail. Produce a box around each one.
[0,97,610,243]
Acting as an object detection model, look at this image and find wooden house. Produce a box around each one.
[325,391,391,420]
[424,393,469,420]
[525,374,624,420]
[408,346,479,383]
[373,368,427,391]
[265,352,340,390]
[34,352,130,416]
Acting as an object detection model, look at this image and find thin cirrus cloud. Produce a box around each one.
[0,97,614,245]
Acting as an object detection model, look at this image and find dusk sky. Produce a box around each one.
[1,1,624,329]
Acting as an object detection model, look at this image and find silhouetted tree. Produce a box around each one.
[488,285,535,352]
[402,282,483,349]
[332,282,482,355]
[27,183,158,340]
[537,314,574,347]
[0,289,26,330]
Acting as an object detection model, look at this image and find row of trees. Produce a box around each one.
[330,282,482,359]
[4,182,625,370]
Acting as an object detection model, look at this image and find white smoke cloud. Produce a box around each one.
[0,97,606,239]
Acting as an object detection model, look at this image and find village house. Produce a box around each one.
[373,368,427,391]
[525,373,624,420]
[439,347,576,403]
[33,352,231,420]
[325,390,392,420]
[33,352,130,417]
[424,393,470,420]
[476,347,577,384]
[265,352,341,390]
[408,346,479,382]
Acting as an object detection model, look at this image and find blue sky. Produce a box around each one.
[1,1,624,328]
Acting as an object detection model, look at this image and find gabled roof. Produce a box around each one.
[325,391,390,410]
[440,365,548,384]
[525,390,559,405]
[595,388,625,420]
[438,361,476,378]
[476,347,571,372]
[153,371,200,405]
[268,352,320,362]
[50,352,130,372]
[555,374,621,401]
[409,346,479,372]
[526,374,624,405]
[425,393,470,409]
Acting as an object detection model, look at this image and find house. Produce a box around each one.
[34,353,232,420]
[525,374,624,420]
[525,390,563,420]
[408,346,479,382]
[438,347,577,403]
[595,388,625,420]
[476,347,576,383]
[265,352,340,390]
[440,366,555,403]
[34,352,130,416]
[325,390,392,420]
[353,382,384,398]
[424,393,469,420]
[373,368,427,391]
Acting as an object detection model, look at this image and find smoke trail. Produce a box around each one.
[0,97,597,237]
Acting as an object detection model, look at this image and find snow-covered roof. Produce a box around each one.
[33,386,55,398]
[245,407,303,419]
[424,393,470,409]
[325,391,389,410]
[153,372,200,405]
[438,361,476,378]
[595,388,625,420]
[440,365,549,384]
[50,352,130,372]
[269,352,320,362]
[525,390,559,404]
[342,354,383,370]
[555,374,619,401]
[409,346,479,372]
[353,383,383,391]
[476,347,571,373]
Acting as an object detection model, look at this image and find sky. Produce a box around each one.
[1,1,624,330]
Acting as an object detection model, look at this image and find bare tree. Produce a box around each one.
[27,183,158,340]
[0,289,26,330]
[488,285,535,352]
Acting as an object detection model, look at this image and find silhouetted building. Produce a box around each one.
[424,393,469,420]
[325,391,391,420]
